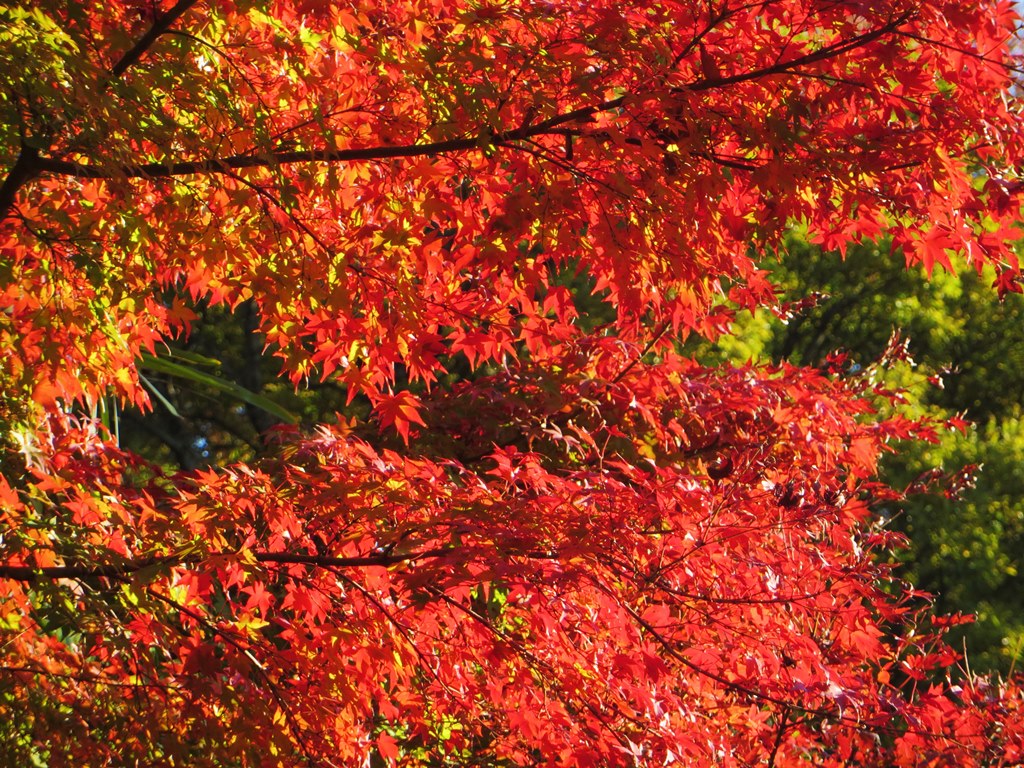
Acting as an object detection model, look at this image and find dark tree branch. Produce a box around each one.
[0,548,446,581]
[612,319,672,383]
[28,14,912,183]
[0,664,183,690]
[767,706,792,768]
[109,0,201,78]
[0,144,40,220]
[33,134,517,179]
[0,0,199,219]
[0,546,561,582]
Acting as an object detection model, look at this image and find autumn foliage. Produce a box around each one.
[3,0,1024,765]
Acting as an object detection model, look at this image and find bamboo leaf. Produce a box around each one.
[138,372,182,418]
[139,353,298,424]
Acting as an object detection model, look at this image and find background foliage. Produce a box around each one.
[691,238,1024,672]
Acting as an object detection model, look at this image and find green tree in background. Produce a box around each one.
[697,237,1024,672]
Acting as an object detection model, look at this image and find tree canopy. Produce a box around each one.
[3,1,1024,765]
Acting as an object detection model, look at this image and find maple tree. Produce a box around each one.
[3,0,1024,765]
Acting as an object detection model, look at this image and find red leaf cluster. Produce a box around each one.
[2,0,1023,764]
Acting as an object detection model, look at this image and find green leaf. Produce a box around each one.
[161,347,224,368]
[139,353,298,424]
[138,372,182,419]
